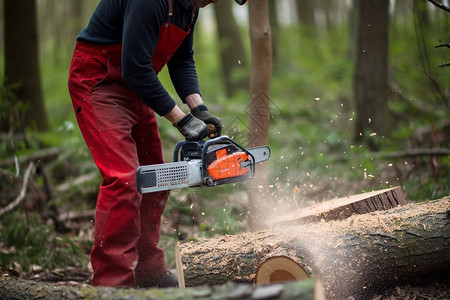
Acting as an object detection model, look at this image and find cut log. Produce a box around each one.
[179,197,450,299]
[269,186,407,226]
[0,271,325,300]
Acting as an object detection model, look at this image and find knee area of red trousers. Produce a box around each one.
[141,191,169,214]
[100,171,139,194]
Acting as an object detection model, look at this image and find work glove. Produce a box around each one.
[191,104,222,138]
[173,113,209,141]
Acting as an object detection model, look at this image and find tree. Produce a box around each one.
[4,0,48,132]
[213,1,248,97]
[246,0,272,230]
[268,1,279,64]
[295,0,316,28]
[353,0,391,150]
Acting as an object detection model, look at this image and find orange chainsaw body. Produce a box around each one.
[207,148,250,180]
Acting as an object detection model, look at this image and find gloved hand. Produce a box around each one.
[191,104,222,138]
[173,113,209,141]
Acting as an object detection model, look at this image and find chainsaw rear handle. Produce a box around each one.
[173,136,256,187]
[173,140,205,162]
[201,136,255,186]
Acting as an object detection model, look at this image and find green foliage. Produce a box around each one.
[0,212,87,273]
[0,81,30,147]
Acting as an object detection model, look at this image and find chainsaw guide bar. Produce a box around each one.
[137,136,270,193]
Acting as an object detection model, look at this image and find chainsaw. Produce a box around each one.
[136,136,271,193]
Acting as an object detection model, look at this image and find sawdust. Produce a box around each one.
[268,196,450,299]
[180,196,450,299]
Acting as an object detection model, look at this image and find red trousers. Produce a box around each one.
[68,41,169,287]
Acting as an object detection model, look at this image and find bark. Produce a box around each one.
[247,0,272,147]
[268,0,279,64]
[268,186,408,227]
[247,0,272,231]
[0,272,324,300]
[179,197,450,299]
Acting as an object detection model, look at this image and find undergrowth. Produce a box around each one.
[0,212,86,274]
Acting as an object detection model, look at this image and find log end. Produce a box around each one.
[256,258,325,300]
[255,256,309,285]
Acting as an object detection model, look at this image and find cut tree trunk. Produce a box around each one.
[269,186,408,226]
[179,196,450,299]
[0,272,324,300]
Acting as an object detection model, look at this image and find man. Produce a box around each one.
[68,0,245,288]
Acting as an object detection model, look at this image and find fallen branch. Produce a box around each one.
[58,210,95,222]
[55,171,99,193]
[0,147,62,168]
[0,162,35,216]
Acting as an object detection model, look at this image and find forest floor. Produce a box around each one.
[23,268,450,300]
[24,205,450,300]
[369,273,450,300]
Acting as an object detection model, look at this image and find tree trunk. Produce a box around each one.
[246,0,272,231]
[268,0,279,64]
[353,0,391,150]
[179,197,450,299]
[0,272,325,300]
[213,1,248,98]
[268,186,408,227]
[295,0,316,37]
[4,0,48,131]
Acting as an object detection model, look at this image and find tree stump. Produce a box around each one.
[179,196,450,299]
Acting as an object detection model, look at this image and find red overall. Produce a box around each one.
[68,1,193,287]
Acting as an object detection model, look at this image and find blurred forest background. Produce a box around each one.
[0,0,449,278]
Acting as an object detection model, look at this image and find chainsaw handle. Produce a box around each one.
[173,141,186,162]
[201,136,255,184]
[173,140,206,162]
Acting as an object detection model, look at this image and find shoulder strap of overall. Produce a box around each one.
[167,0,173,22]
[167,0,197,27]
[190,4,197,24]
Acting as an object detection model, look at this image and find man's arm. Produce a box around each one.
[122,0,177,117]
[163,94,202,123]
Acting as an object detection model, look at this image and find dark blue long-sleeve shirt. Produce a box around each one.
[77,0,200,116]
